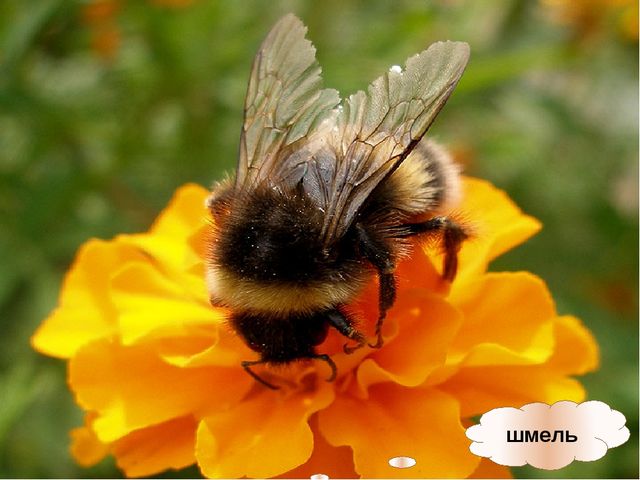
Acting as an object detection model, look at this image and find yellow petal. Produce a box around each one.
[109,261,220,345]
[123,184,210,273]
[447,178,542,285]
[355,290,462,391]
[447,272,556,367]
[111,416,197,478]
[440,365,586,418]
[450,339,554,370]
[468,457,513,478]
[70,415,109,468]
[186,223,213,271]
[440,313,596,417]
[318,385,479,478]
[276,414,357,479]
[31,239,147,358]
[547,315,599,375]
[149,183,209,238]
[156,329,246,368]
[196,382,334,478]
[32,184,212,359]
[69,339,251,442]
[395,241,447,295]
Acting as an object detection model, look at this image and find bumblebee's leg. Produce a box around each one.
[354,223,396,349]
[241,359,280,390]
[400,216,468,281]
[326,309,366,354]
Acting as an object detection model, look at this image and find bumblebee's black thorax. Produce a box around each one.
[215,186,358,285]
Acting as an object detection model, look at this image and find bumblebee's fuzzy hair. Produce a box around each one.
[205,139,462,316]
[206,266,368,315]
[377,139,462,218]
[201,15,470,389]
[206,182,370,315]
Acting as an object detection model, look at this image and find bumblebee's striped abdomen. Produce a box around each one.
[370,139,461,219]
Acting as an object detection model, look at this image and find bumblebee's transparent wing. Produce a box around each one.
[236,14,340,190]
[302,41,470,244]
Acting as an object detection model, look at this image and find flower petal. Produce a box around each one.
[440,365,586,418]
[32,184,213,360]
[547,315,599,375]
[318,384,479,478]
[468,457,512,478]
[440,313,598,418]
[31,239,147,358]
[447,272,556,367]
[69,339,251,442]
[196,382,335,478]
[276,414,358,479]
[148,184,209,238]
[156,329,246,368]
[355,290,462,391]
[395,242,446,294]
[109,261,220,345]
[111,416,198,478]
[70,416,109,468]
[125,183,210,273]
[448,178,542,284]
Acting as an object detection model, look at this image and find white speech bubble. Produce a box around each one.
[466,401,630,470]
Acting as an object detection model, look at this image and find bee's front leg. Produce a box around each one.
[354,223,396,349]
[326,309,366,354]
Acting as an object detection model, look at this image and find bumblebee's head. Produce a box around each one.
[206,186,367,314]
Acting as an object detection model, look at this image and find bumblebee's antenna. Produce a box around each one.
[312,353,337,382]
[241,360,280,390]
[242,355,337,389]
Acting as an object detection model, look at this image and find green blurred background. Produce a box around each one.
[0,0,637,478]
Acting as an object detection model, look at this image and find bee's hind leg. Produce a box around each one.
[354,223,396,349]
[400,216,468,281]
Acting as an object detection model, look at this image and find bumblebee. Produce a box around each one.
[206,14,470,389]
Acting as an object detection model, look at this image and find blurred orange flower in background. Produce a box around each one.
[31,178,598,478]
[81,0,195,59]
[542,0,638,41]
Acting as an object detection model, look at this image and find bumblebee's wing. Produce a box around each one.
[301,41,470,245]
[235,14,340,191]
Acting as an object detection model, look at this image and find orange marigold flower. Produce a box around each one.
[150,0,195,7]
[542,0,639,42]
[31,177,598,478]
[89,24,121,60]
[82,0,194,59]
[82,0,121,24]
